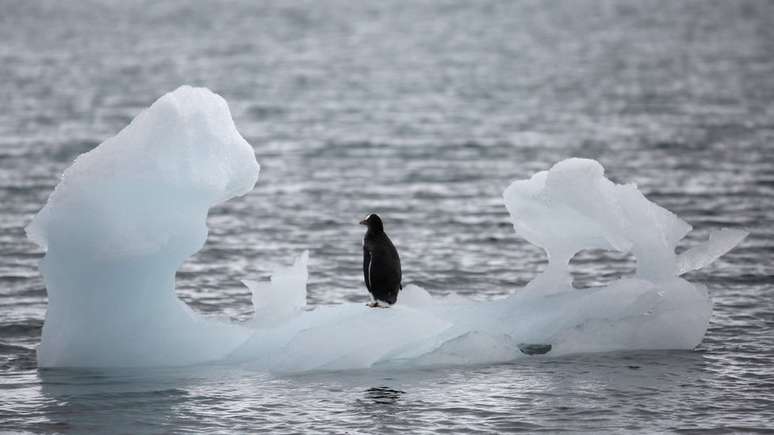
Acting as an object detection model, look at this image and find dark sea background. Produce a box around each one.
[1,0,773,433]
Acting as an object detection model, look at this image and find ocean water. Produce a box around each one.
[1,0,773,432]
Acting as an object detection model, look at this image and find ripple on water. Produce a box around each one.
[1,0,773,433]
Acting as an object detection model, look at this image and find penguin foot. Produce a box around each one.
[367,301,391,308]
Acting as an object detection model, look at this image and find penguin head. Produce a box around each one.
[359,213,384,232]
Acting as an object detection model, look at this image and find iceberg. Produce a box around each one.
[27,86,747,371]
[27,86,258,367]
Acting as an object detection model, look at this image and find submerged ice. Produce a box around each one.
[28,86,747,371]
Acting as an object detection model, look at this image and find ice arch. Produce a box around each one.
[27,86,747,370]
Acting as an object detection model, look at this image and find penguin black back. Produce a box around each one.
[360,214,402,306]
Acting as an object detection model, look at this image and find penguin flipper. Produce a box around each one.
[363,246,372,291]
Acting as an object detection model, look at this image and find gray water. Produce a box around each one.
[1,0,773,433]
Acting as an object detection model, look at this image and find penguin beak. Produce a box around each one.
[359,219,367,225]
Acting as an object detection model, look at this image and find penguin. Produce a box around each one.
[360,214,402,307]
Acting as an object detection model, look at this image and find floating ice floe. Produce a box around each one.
[27,86,747,371]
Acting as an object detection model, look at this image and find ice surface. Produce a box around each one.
[243,251,309,328]
[27,86,259,367]
[676,228,749,275]
[503,158,691,286]
[28,88,747,371]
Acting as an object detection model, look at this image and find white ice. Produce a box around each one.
[243,251,309,328]
[27,86,748,371]
[27,86,258,367]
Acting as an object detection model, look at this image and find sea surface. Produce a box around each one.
[1,0,773,433]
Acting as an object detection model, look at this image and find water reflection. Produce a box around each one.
[15,350,734,433]
[363,386,405,405]
[35,365,247,434]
